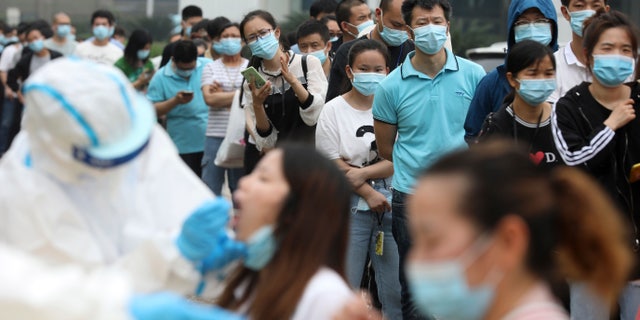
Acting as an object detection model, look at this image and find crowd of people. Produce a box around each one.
[0,0,638,319]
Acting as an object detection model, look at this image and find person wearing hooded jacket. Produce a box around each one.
[464,0,559,143]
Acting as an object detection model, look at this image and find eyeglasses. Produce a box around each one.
[246,29,273,45]
[514,18,551,27]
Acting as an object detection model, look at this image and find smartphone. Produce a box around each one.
[241,67,267,89]
[631,163,640,183]
[182,90,194,98]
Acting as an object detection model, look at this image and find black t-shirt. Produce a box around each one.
[479,105,563,168]
[325,36,414,102]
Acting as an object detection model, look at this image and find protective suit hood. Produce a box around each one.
[507,0,559,52]
[22,58,156,183]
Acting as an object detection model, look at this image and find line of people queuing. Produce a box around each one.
[0,0,638,319]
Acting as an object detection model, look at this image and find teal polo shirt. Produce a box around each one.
[147,57,212,154]
[372,49,485,194]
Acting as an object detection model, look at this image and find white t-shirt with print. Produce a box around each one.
[73,41,123,66]
[316,95,381,168]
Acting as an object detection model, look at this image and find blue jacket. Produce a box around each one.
[464,0,558,142]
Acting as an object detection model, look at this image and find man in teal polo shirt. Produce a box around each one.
[372,0,485,318]
[147,40,212,176]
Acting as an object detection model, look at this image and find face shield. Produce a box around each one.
[20,58,157,260]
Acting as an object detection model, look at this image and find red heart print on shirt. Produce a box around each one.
[529,151,544,165]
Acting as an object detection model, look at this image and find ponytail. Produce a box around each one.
[551,166,633,306]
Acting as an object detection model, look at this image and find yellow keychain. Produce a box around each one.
[375,231,384,256]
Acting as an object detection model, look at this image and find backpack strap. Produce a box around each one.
[301,54,308,83]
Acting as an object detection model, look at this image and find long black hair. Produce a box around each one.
[123,29,152,67]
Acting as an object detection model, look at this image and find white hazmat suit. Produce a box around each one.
[0,58,217,295]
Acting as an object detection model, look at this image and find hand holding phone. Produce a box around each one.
[241,67,267,89]
[176,90,195,104]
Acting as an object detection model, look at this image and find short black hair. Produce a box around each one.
[215,22,241,39]
[172,40,198,63]
[206,16,232,38]
[114,26,126,38]
[348,38,389,67]
[336,0,366,32]
[192,18,210,35]
[297,19,330,43]
[379,0,393,12]
[28,19,53,39]
[401,0,452,25]
[182,5,203,21]
[91,9,115,25]
[560,0,608,6]
[310,0,338,18]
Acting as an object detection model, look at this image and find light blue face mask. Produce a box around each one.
[28,39,45,53]
[248,32,280,60]
[185,26,192,38]
[7,36,19,44]
[330,36,340,43]
[137,49,150,60]
[592,54,636,87]
[56,24,72,38]
[244,225,277,271]
[308,48,327,64]
[569,9,596,37]
[213,37,243,56]
[348,20,374,36]
[514,22,552,46]
[352,72,386,96]
[413,24,448,55]
[406,237,499,320]
[516,78,556,106]
[174,66,194,78]
[379,12,409,47]
[0,34,6,45]
[93,25,110,40]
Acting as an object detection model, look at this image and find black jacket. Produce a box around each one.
[7,49,63,91]
[552,81,640,249]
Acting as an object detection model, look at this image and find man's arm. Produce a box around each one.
[374,119,397,162]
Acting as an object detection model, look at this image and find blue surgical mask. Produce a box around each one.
[514,22,552,46]
[244,225,277,271]
[28,39,44,53]
[248,32,280,60]
[592,54,636,87]
[7,36,19,44]
[0,34,6,45]
[137,49,150,60]
[308,48,327,64]
[93,25,110,40]
[406,237,499,320]
[56,24,72,38]
[413,24,448,55]
[185,26,192,38]
[213,37,243,56]
[174,66,194,78]
[379,12,409,47]
[352,72,386,96]
[516,78,556,106]
[569,10,596,37]
[330,36,340,43]
[108,26,115,37]
[348,20,374,37]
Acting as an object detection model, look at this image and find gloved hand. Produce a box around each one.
[201,232,248,273]
[129,292,246,320]
[176,198,231,262]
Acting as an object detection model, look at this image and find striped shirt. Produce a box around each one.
[201,58,248,137]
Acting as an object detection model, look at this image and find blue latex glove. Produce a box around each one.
[129,292,246,320]
[201,233,248,273]
[176,198,231,261]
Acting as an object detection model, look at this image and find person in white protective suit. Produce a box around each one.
[0,242,246,320]
[0,58,247,319]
